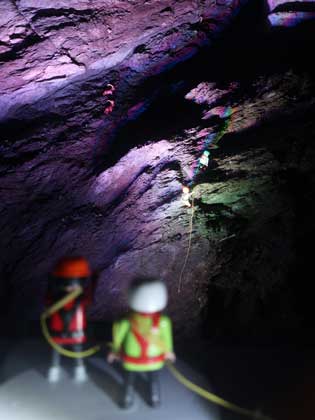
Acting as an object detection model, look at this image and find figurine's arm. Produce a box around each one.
[112,319,129,352]
[108,319,129,363]
[160,315,175,361]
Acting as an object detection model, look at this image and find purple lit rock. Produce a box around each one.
[185,82,238,107]
[0,0,244,121]
[0,0,248,332]
[268,11,315,26]
[268,0,314,12]
[1,0,315,340]
[267,0,315,27]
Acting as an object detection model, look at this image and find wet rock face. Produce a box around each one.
[1,0,315,339]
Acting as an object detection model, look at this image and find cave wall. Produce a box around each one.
[267,0,315,26]
[1,0,315,339]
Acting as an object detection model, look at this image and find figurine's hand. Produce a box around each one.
[164,352,176,363]
[107,352,120,364]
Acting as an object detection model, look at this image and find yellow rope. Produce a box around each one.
[41,286,100,358]
[178,106,234,294]
[41,290,272,419]
[43,287,82,317]
[178,198,195,292]
[166,362,274,420]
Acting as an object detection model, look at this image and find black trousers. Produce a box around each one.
[123,370,160,407]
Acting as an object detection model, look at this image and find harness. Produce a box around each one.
[49,292,86,344]
[122,313,165,365]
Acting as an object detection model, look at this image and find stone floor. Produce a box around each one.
[0,339,219,420]
[1,337,314,420]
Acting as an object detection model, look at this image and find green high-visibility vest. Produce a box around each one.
[112,312,173,372]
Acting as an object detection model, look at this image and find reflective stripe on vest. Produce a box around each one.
[122,313,164,364]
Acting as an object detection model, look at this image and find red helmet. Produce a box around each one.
[52,256,91,279]
[105,83,114,91]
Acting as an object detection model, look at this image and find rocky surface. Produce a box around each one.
[0,0,246,330]
[0,0,243,120]
[0,0,315,340]
[267,0,315,27]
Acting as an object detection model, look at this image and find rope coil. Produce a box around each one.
[41,287,100,358]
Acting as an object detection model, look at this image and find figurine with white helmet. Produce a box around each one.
[198,150,210,171]
[107,277,175,408]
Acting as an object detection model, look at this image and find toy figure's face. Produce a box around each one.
[65,283,82,292]
[128,281,168,313]
[182,186,189,194]
[51,277,86,293]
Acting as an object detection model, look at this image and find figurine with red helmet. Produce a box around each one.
[45,256,96,383]
[102,83,115,114]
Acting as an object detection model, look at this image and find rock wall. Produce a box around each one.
[267,0,315,26]
[1,0,315,338]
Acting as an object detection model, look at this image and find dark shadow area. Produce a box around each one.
[273,2,315,13]
[177,338,315,420]
[0,339,47,385]
[197,97,315,343]
[217,102,315,157]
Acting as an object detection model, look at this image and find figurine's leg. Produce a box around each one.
[73,344,88,383]
[47,349,61,383]
[148,370,161,407]
[122,371,135,409]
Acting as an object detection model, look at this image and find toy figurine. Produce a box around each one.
[102,83,115,97]
[104,99,115,115]
[45,256,96,384]
[198,150,210,171]
[102,83,115,115]
[107,277,175,408]
[181,185,192,207]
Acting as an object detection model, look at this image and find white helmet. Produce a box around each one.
[128,278,168,313]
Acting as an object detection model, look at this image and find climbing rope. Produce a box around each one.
[40,287,101,358]
[166,361,274,420]
[178,106,234,292]
[178,198,195,292]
